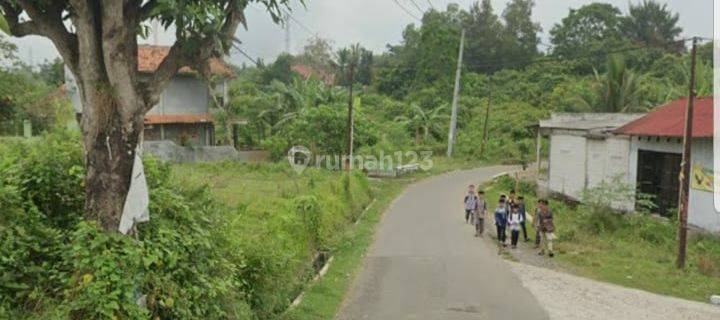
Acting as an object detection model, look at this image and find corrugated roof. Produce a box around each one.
[614,97,713,138]
[539,113,645,131]
[138,45,234,78]
[144,114,213,125]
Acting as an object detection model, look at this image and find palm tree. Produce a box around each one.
[580,55,644,113]
[395,104,447,145]
[620,0,682,51]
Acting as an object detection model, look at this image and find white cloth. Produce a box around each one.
[508,213,524,231]
[464,194,478,211]
[118,153,150,235]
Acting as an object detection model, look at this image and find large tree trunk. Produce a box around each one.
[79,89,144,231]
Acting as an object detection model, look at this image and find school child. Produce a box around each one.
[537,199,556,258]
[463,185,478,224]
[517,196,529,242]
[508,205,524,249]
[494,199,509,246]
[474,190,488,237]
[533,200,542,249]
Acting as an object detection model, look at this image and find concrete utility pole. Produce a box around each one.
[345,64,356,172]
[479,82,492,158]
[677,37,698,269]
[447,29,465,157]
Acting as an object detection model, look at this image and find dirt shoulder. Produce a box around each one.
[508,261,720,320]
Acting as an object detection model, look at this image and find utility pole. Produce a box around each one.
[345,63,356,172]
[446,29,465,157]
[677,37,698,269]
[284,11,291,54]
[479,81,492,158]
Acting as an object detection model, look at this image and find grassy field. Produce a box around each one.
[484,177,720,303]
[171,157,483,319]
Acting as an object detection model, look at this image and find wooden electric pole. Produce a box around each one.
[446,29,465,157]
[344,63,356,172]
[479,81,492,158]
[677,37,698,269]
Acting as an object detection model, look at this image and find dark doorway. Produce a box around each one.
[636,150,681,216]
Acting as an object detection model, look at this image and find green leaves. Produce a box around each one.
[0,15,9,35]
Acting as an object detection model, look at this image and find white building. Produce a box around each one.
[536,113,644,208]
[615,97,720,233]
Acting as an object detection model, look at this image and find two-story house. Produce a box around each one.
[66,45,234,146]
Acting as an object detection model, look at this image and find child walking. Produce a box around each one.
[494,199,508,246]
[474,190,488,237]
[517,196,529,242]
[508,205,524,249]
[537,199,556,257]
[463,185,478,224]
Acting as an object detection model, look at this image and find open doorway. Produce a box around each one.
[636,150,681,216]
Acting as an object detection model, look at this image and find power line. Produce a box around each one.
[283,9,318,38]
[392,0,422,22]
[407,0,425,14]
[231,43,261,66]
[426,0,435,10]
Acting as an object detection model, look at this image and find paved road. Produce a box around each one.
[336,167,549,320]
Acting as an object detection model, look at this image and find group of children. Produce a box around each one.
[463,185,556,257]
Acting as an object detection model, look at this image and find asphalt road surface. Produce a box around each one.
[336,166,549,320]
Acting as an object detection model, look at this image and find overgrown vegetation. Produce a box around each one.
[219,1,710,165]
[0,133,376,319]
[488,175,720,302]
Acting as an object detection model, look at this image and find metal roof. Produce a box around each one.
[614,97,713,138]
[539,113,645,131]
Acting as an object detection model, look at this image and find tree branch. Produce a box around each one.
[4,0,80,73]
[142,0,247,112]
[139,0,158,18]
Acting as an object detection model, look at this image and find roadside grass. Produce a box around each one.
[283,157,487,320]
[172,157,483,319]
[281,179,405,320]
[484,177,720,303]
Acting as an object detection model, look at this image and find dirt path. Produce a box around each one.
[509,261,720,320]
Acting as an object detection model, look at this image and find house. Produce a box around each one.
[66,45,235,146]
[615,97,720,232]
[291,64,335,86]
[536,113,645,208]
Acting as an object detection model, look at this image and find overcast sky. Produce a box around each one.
[7,0,714,67]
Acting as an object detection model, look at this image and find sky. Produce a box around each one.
[6,0,714,67]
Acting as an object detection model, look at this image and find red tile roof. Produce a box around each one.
[138,45,234,78]
[614,97,713,138]
[291,64,335,85]
[144,114,213,125]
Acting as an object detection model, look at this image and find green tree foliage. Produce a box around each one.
[260,53,294,84]
[550,3,626,73]
[620,0,683,50]
[36,57,64,87]
[298,36,335,73]
[582,55,644,113]
[464,0,504,74]
[500,0,541,67]
[395,104,447,145]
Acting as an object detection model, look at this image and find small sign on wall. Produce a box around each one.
[691,164,713,192]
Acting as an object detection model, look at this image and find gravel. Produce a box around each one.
[507,261,720,320]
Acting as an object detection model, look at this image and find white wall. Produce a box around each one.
[548,134,587,200]
[147,75,210,116]
[67,72,210,116]
[627,136,720,232]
